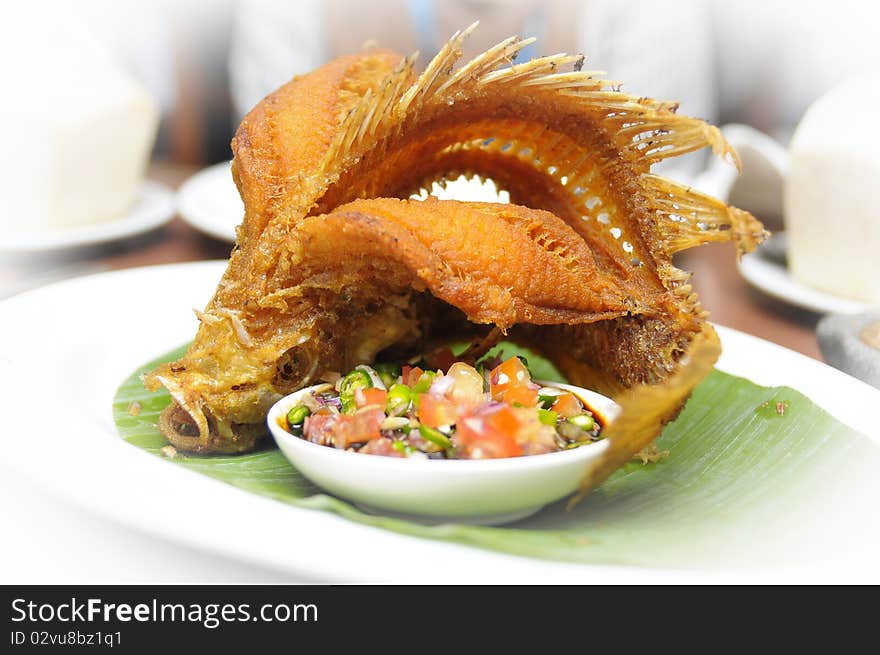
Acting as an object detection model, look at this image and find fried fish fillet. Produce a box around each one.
[145,26,764,494]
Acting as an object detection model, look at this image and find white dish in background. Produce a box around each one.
[1,181,175,253]
[1,261,880,583]
[268,381,618,525]
[176,161,243,243]
[690,123,789,215]
[692,124,876,315]
[683,124,877,315]
[738,233,875,315]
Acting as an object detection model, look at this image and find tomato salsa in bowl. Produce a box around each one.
[277,355,605,460]
[267,353,620,524]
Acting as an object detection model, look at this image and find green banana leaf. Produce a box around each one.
[113,343,879,569]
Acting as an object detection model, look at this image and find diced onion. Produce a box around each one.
[428,374,454,396]
[537,387,565,397]
[471,401,504,416]
[381,416,410,430]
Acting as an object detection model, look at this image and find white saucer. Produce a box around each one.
[2,180,176,253]
[738,233,875,315]
[176,161,242,243]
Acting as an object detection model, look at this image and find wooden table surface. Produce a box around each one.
[95,161,822,360]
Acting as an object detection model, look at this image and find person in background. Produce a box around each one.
[25,1,879,175]
[228,0,880,164]
[229,0,716,177]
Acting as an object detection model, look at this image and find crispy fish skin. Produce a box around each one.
[231,49,406,245]
[145,27,764,494]
[294,197,652,325]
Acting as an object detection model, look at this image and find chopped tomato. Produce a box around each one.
[509,407,557,453]
[356,387,388,409]
[551,393,583,418]
[417,393,458,428]
[455,414,522,459]
[489,356,532,400]
[303,414,337,446]
[503,385,538,407]
[411,370,436,395]
[359,437,404,457]
[485,405,522,436]
[424,347,457,373]
[334,408,384,448]
[405,366,425,388]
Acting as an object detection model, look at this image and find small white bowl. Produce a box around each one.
[267,380,620,525]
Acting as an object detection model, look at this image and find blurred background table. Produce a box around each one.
[77,161,820,361]
[678,244,821,360]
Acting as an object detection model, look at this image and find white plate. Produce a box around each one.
[1,181,176,253]
[1,261,879,583]
[738,234,874,315]
[176,161,242,242]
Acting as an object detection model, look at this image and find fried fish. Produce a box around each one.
[145,26,764,494]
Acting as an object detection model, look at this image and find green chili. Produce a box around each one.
[339,370,373,396]
[386,383,412,416]
[419,424,452,449]
[538,409,559,426]
[412,371,437,395]
[374,362,401,387]
[285,405,310,435]
[340,397,357,415]
[568,413,596,431]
